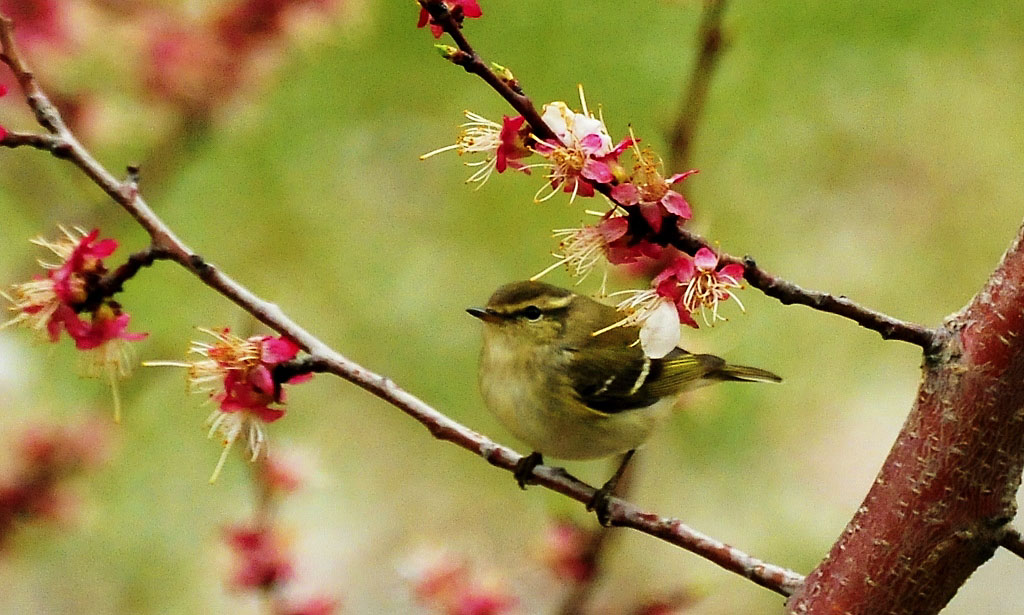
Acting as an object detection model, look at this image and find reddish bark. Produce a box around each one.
[787,223,1024,614]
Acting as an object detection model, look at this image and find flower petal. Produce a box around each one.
[610,183,640,206]
[579,132,607,154]
[598,216,629,242]
[87,238,119,260]
[541,102,572,144]
[639,300,681,359]
[581,159,613,184]
[251,406,286,423]
[693,247,719,271]
[607,137,636,158]
[250,364,276,396]
[287,373,314,385]
[661,191,692,219]
[667,169,699,184]
[718,263,745,284]
[675,302,699,329]
[457,0,483,18]
[638,203,664,234]
[261,337,300,364]
[666,255,696,281]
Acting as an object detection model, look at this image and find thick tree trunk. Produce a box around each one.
[787,222,1024,613]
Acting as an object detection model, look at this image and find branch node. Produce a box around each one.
[189,254,213,278]
[51,142,73,159]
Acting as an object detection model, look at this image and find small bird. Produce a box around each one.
[467,280,781,522]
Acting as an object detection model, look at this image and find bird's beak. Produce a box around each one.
[466,307,501,323]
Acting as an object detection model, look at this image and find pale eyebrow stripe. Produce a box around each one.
[493,294,574,314]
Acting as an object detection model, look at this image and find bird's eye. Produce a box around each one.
[522,305,543,321]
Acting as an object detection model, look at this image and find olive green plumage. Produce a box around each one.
[468,280,781,461]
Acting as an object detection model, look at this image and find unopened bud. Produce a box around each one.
[490,62,514,81]
[432,43,468,63]
[490,62,520,91]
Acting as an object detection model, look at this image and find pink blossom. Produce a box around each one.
[260,452,305,494]
[495,115,530,173]
[0,0,66,48]
[536,215,630,282]
[0,83,7,141]
[539,520,594,583]
[4,229,144,347]
[652,255,699,328]
[597,248,744,357]
[421,112,531,186]
[453,590,516,615]
[225,524,294,590]
[611,148,698,233]
[205,332,305,421]
[3,229,148,415]
[417,0,483,39]
[144,23,237,109]
[214,0,337,51]
[533,134,631,201]
[281,597,340,615]
[64,306,147,351]
[51,228,115,301]
[404,548,516,615]
[532,98,632,202]
[654,248,745,328]
[162,329,311,481]
[0,421,113,547]
[605,239,664,267]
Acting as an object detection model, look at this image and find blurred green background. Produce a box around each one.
[2,0,1024,613]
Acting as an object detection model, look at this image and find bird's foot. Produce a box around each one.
[586,483,616,527]
[586,449,635,526]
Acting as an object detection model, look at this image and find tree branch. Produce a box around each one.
[999,527,1024,561]
[416,1,940,352]
[786,219,1024,613]
[0,12,802,598]
[556,457,637,615]
[419,0,555,143]
[666,0,729,170]
[0,130,68,154]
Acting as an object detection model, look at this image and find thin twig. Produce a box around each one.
[662,225,944,352]
[79,245,168,312]
[0,13,803,597]
[666,0,730,170]
[418,0,555,143]
[418,1,942,352]
[0,130,68,154]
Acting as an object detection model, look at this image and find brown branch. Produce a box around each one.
[0,130,68,154]
[999,527,1024,561]
[0,12,803,598]
[741,255,942,351]
[79,244,169,312]
[417,2,941,352]
[661,224,943,351]
[418,0,555,143]
[666,0,729,170]
[786,220,1024,614]
[557,456,637,615]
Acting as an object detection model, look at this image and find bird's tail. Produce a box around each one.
[713,362,783,384]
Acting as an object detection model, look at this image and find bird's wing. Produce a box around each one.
[566,344,720,415]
